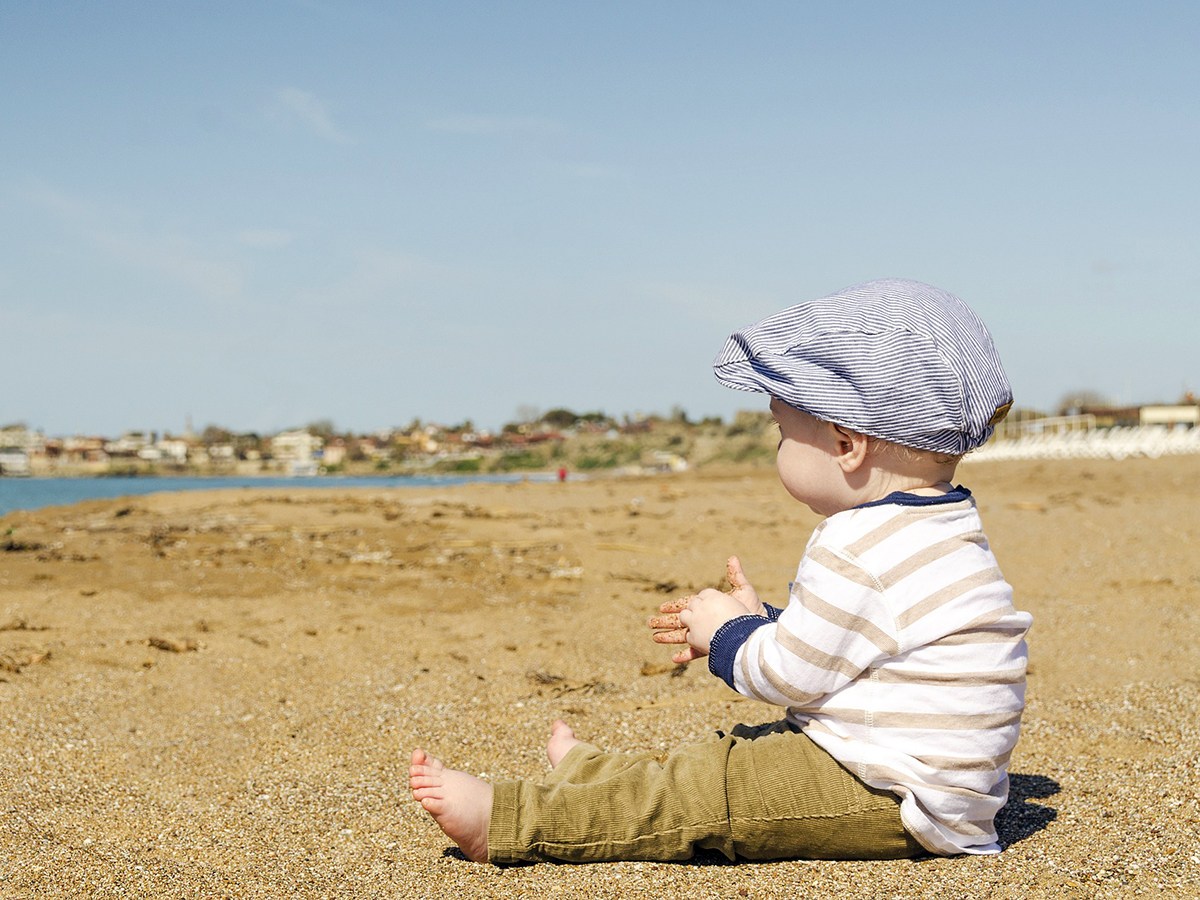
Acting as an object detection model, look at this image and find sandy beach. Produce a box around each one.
[2,456,1197,899]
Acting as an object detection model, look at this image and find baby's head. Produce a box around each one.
[714,279,1011,511]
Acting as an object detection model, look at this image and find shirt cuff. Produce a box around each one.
[707,614,771,689]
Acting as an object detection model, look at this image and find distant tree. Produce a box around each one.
[669,404,690,424]
[306,419,336,438]
[542,408,578,429]
[201,425,235,444]
[234,432,263,458]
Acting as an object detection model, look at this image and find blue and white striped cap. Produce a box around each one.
[713,279,1012,454]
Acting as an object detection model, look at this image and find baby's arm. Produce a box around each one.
[649,556,769,664]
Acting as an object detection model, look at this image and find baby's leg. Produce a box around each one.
[409,749,492,862]
[412,722,918,865]
[546,719,581,768]
[543,720,671,787]
[491,722,922,864]
[411,720,634,864]
[489,732,737,864]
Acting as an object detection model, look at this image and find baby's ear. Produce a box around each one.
[830,423,870,472]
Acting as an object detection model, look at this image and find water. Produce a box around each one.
[0,473,559,518]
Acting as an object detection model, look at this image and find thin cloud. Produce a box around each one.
[561,162,628,180]
[337,247,464,298]
[289,246,471,315]
[24,183,245,303]
[237,228,296,249]
[425,115,559,136]
[276,87,355,144]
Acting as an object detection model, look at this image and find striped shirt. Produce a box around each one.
[708,487,1031,855]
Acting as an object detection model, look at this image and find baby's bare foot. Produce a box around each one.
[409,748,492,863]
[546,719,582,768]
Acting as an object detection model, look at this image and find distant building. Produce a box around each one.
[270,430,323,475]
[106,432,151,457]
[0,448,31,476]
[204,444,236,469]
[1140,405,1200,428]
[62,436,108,465]
[1070,406,1141,428]
[156,438,190,464]
[320,439,347,467]
[270,430,322,460]
[0,425,44,455]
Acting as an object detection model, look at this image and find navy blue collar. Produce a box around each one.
[854,484,972,510]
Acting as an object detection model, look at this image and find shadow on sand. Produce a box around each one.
[996,772,1060,848]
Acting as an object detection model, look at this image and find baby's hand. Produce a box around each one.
[648,556,766,664]
[649,595,702,664]
[724,556,767,618]
[677,590,754,657]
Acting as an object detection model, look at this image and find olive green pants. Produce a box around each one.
[488,720,924,864]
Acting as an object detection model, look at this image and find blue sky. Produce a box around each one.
[2,1,1198,436]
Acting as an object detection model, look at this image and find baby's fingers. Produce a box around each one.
[671,646,704,665]
[648,613,682,630]
[726,556,751,591]
[652,628,689,645]
[658,595,694,614]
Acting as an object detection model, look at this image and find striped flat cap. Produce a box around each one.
[713,279,1012,454]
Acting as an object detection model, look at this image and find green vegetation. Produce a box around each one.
[574,455,614,470]
[729,444,774,464]
[490,450,546,472]
[435,457,483,473]
[573,441,642,470]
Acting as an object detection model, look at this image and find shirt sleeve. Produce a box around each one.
[707,615,770,687]
[706,603,785,687]
[728,547,899,707]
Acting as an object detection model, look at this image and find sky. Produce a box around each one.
[2,1,1198,437]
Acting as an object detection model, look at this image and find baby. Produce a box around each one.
[410,278,1031,863]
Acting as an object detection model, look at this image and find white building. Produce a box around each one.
[271,430,323,460]
[271,430,323,475]
[0,448,31,476]
[0,425,44,454]
[156,438,190,464]
[106,432,152,456]
[1140,405,1200,427]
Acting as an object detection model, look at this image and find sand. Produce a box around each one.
[1,457,1198,899]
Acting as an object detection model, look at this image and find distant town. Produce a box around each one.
[2,395,1198,478]
[0,408,768,479]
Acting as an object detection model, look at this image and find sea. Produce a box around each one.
[0,473,559,518]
